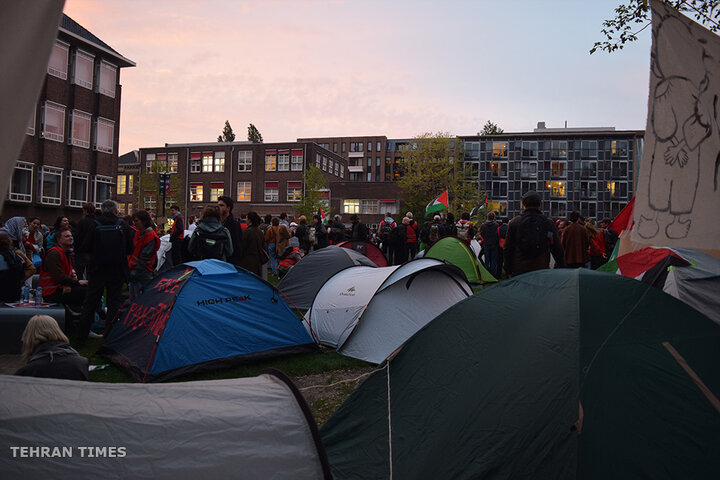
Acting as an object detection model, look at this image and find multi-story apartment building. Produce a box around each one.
[460,124,643,220]
[5,15,134,221]
[118,142,347,220]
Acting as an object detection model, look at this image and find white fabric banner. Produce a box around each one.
[633,0,720,250]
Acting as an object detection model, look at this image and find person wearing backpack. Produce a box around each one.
[379,212,396,264]
[427,215,443,249]
[188,205,233,262]
[456,212,475,244]
[503,191,565,277]
[76,200,133,345]
[479,212,499,277]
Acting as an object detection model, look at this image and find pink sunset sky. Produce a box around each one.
[63,0,652,154]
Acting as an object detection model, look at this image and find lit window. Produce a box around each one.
[94,117,114,153]
[278,150,290,171]
[287,181,302,202]
[128,175,134,194]
[608,181,628,199]
[9,162,33,202]
[128,202,133,214]
[214,151,225,172]
[237,182,251,202]
[190,183,203,202]
[42,101,65,143]
[98,61,117,98]
[490,161,508,177]
[264,181,279,202]
[117,175,127,195]
[93,175,113,206]
[210,182,224,202]
[68,171,89,207]
[265,150,277,171]
[238,151,252,171]
[551,161,566,178]
[190,152,202,173]
[168,153,178,173]
[492,142,507,158]
[70,110,91,148]
[487,200,507,216]
[27,108,36,136]
[40,167,63,205]
[73,50,94,89]
[343,199,360,214]
[118,203,126,215]
[202,152,213,172]
[48,41,69,79]
[548,181,566,197]
[612,140,629,158]
[291,149,303,171]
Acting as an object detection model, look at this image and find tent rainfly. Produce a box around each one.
[335,240,388,267]
[321,269,720,479]
[306,258,472,364]
[0,371,332,479]
[424,236,497,284]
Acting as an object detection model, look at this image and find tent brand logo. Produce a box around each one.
[196,295,251,307]
[125,302,171,336]
[340,286,356,297]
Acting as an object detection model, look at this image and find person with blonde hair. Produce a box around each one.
[15,315,88,380]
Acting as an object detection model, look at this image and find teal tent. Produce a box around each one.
[424,236,496,284]
[321,269,720,479]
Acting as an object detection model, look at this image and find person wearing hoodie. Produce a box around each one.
[188,205,233,262]
[277,236,302,278]
[16,315,88,380]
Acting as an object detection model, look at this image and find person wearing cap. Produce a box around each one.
[503,191,565,277]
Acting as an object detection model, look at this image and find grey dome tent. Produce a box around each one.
[0,371,332,479]
[306,258,472,364]
[277,245,376,310]
[321,269,720,479]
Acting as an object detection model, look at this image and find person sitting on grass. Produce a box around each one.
[15,314,88,381]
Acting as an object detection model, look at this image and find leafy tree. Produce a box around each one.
[247,123,263,143]
[479,120,504,135]
[217,120,236,142]
[397,132,484,219]
[295,165,331,219]
[591,0,720,54]
[136,159,185,227]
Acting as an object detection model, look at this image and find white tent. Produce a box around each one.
[306,258,472,364]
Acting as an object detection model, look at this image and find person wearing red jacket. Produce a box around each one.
[169,205,185,267]
[39,227,87,307]
[128,210,161,297]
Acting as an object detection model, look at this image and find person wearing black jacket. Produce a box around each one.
[16,315,88,380]
[218,196,243,266]
[350,214,369,242]
[313,214,329,249]
[73,202,96,279]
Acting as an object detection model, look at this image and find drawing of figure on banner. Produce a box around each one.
[634,0,720,249]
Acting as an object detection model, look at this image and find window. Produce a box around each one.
[291,149,303,171]
[349,172,362,182]
[9,162,33,202]
[27,108,36,136]
[612,140,629,158]
[549,181,566,197]
[581,160,597,178]
[127,202,133,214]
[340,166,344,178]
[287,181,302,201]
[377,141,382,152]
[492,142,508,158]
[580,202,597,218]
[67,171,89,207]
[341,143,346,153]
[375,170,381,181]
[611,160,628,178]
[145,153,156,173]
[550,201,567,218]
[343,199,360,214]
[488,200,507,216]
[350,142,363,152]
[367,141,372,152]
[70,110,91,148]
[322,157,327,171]
[214,151,225,172]
[490,161,508,177]
[581,140,598,158]
[128,175,134,194]
[521,181,538,195]
[608,181,628,199]
[462,161,479,179]
[202,152,213,172]
[117,175,127,195]
[40,166,62,205]
[118,203,126,215]
[94,117,114,153]
[73,50,94,89]
[144,196,156,210]
[521,161,537,179]
[521,141,538,158]
[315,154,321,168]
[334,162,339,176]
[265,150,277,171]
[210,182,224,202]
[551,141,568,159]
[551,161,566,178]
[379,200,398,214]
[361,199,379,215]
[367,157,372,168]
[367,172,372,182]
[237,181,251,202]
[333,143,337,153]
[238,150,252,171]
[278,150,290,171]
[48,41,69,79]
[190,183,203,202]
[42,101,65,142]
[190,152,202,173]
[93,175,113,205]
[491,181,508,198]
[264,181,278,202]
[98,61,117,98]
[611,202,626,218]
[580,181,597,199]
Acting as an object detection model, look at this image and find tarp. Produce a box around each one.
[277,246,377,310]
[424,236,496,284]
[321,269,720,479]
[102,260,316,382]
[336,240,388,267]
[0,371,332,479]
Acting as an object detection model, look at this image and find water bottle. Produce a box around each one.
[34,286,42,306]
[21,284,30,304]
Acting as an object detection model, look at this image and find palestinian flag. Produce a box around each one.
[609,197,635,234]
[425,190,449,216]
[318,207,327,225]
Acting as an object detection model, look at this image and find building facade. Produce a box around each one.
[5,15,134,222]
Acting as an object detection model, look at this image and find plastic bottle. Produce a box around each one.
[34,286,42,306]
[21,285,30,304]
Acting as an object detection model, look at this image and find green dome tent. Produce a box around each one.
[424,236,496,284]
[321,269,720,479]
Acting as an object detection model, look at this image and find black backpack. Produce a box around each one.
[94,219,126,265]
[191,229,227,260]
[516,214,550,259]
[381,221,395,243]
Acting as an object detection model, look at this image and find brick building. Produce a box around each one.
[5,15,134,222]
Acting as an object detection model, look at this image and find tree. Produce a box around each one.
[479,120,504,136]
[136,159,185,228]
[397,132,484,220]
[217,120,236,142]
[295,165,331,219]
[247,123,263,143]
[591,0,720,54]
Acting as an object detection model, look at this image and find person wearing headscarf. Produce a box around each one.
[0,216,27,255]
